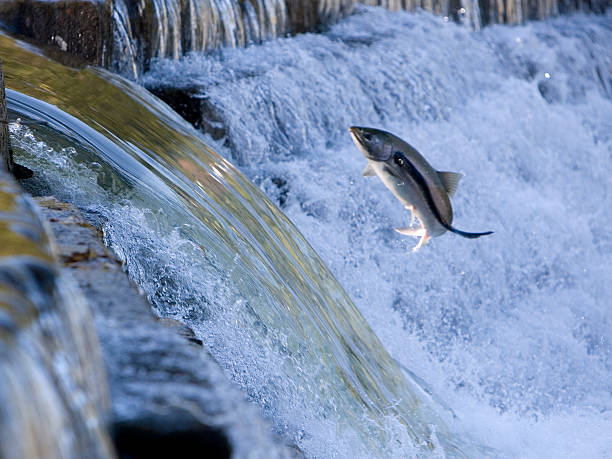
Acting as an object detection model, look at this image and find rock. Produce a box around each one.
[285,0,324,34]
[0,58,33,178]
[157,317,204,346]
[0,0,112,68]
[113,411,231,459]
[146,85,227,140]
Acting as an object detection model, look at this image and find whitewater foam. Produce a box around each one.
[144,7,612,457]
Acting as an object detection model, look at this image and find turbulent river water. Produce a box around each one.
[4,6,612,458]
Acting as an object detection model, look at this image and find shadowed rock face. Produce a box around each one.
[113,414,231,459]
[147,85,227,139]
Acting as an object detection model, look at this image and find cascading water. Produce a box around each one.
[1,26,473,456]
[111,0,291,76]
[108,0,607,78]
[0,3,610,457]
[143,6,612,457]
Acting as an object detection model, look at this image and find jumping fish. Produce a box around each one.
[349,126,493,251]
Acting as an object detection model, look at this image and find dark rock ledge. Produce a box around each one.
[0,0,112,69]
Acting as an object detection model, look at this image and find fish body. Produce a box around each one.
[349,126,492,250]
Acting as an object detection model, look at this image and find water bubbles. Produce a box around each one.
[151,9,612,457]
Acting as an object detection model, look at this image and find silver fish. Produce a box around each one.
[349,126,493,251]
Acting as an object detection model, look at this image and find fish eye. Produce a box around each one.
[393,152,405,166]
[363,133,372,142]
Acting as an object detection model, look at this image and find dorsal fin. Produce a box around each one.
[437,171,463,197]
[363,163,376,177]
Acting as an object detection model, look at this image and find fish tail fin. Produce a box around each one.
[447,226,494,239]
[438,220,493,239]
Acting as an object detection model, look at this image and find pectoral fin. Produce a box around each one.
[437,171,463,197]
[362,163,376,176]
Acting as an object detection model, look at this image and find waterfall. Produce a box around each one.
[1,29,472,456]
[1,4,610,458]
[143,7,612,457]
[107,0,607,77]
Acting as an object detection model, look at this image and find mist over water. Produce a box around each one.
[145,7,612,457]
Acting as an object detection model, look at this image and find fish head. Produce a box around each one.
[349,126,394,162]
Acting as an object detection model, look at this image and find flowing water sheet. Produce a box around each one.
[144,7,612,457]
[1,27,467,457]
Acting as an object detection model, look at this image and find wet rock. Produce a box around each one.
[0,0,112,68]
[258,176,290,208]
[0,58,32,178]
[147,86,227,141]
[158,317,204,346]
[113,411,231,459]
[285,0,325,34]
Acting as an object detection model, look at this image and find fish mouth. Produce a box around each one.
[348,126,371,155]
[348,126,362,143]
[349,126,389,161]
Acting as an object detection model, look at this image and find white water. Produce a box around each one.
[144,7,612,457]
[7,52,463,455]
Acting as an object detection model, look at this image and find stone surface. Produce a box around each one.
[146,86,227,140]
[0,0,112,68]
[0,58,32,178]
